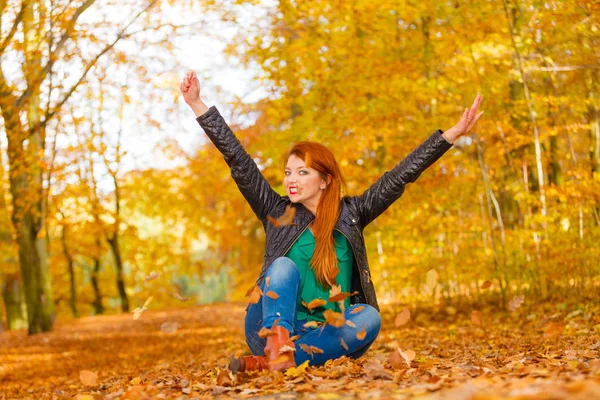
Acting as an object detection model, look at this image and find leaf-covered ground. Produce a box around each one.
[1,301,599,399]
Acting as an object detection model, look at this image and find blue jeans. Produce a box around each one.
[245,257,381,366]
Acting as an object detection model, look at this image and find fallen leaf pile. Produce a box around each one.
[1,301,599,399]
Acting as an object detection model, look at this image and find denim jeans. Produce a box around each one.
[245,257,381,366]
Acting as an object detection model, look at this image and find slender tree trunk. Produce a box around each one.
[1,274,28,330]
[60,222,78,318]
[91,238,105,315]
[108,235,129,312]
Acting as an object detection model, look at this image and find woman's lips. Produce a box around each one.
[289,187,299,195]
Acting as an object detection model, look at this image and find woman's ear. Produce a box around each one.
[320,174,332,190]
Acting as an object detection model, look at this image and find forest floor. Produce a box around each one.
[1,300,599,399]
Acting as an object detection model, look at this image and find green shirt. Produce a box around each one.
[284,228,354,323]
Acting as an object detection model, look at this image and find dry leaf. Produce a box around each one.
[426,269,438,291]
[266,291,279,300]
[306,298,327,310]
[267,205,296,228]
[388,349,405,370]
[545,322,565,337]
[79,370,98,386]
[216,368,232,387]
[258,327,275,338]
[303,321,321,329]
[144,271,160,282]
[471,310,482,326]
[356,329,367,340]
[395,309,411,327]
[324,309,345,328]
[160,321,179,334]
[279,344,296,353]
[132,296,153,320]
[266,276,271,287]
[248,285,263,305]
[399,348,416,367]
[345,320,356,328]
[481,281,492,290]
[299,344,324,358]
[350,306,364,314]
[508,294,525,311]
[285,360,310,378]
[363,361,392,380]
[340,338,349,351]
[174,292,190,301]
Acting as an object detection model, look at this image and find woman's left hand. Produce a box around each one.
[442,94,484,144]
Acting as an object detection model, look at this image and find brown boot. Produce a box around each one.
[229,354,269,373]
[264,325,296,372]
[229,326,296,373]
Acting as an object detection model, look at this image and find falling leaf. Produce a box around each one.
[399,348,416,367]
[160,322,179,334]
[174,292,191,302]
[388,349,405,370]
[216,368,232,387]
[258,327,276,338]
[340,338,348,351]
[350,306,364,314]
[356,329,367,340]
[266,277,271,287]
[306,298,327,310]
[299,344,324,358]
[290,335,300,342]
[266,291,279,299]
[471,310,482,326]
[481,281,492,290]
[79,370,98,386]
[303,321,321,329]
[395,309,411,327]
[426,269,438,291]
[132,296,153,320]
[267,205,296,228]
[345,320,356,328]
[144,271,160,282]
[130,377,141,385]
[248,285,263,305]
[324,309,345,328]
[329,290,358,303]
[508,294,525,311]
[279,344,296,353]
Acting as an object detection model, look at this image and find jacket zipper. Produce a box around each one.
[334,228,367,303]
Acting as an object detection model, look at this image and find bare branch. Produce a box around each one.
[0,1,26,56]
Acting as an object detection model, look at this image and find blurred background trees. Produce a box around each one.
[1,0,598,334]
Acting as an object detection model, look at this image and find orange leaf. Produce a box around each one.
[258,327,276,338]
[304,152,312,169]
[306,298,327,310]
[471,310,482,326]
[481,281,492,290]
[79,370,98,386]
[356,329,367,340]
[267,205,296,228]
[248,285,263,304]
[394,309,411,327]
[303,321,321,329]
[350,306,364,314]
[266,291,279,299]
[216,368,232,387]
[340,338,348,351]
[324,309,345,328]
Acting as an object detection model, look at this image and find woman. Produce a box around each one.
[180,71,483,373]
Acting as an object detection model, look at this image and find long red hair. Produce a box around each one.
[285,142,346,288]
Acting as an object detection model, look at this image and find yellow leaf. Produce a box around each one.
[356,329,367,340]
[79,370,98,386]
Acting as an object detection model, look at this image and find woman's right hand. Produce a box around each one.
[180,71,209,116]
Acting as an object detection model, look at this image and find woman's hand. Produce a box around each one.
[442,93,484,144]
[180,71,209,117]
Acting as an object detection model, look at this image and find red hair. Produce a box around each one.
[285,141,346,288]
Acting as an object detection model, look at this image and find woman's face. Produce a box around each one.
[284,154,327,207]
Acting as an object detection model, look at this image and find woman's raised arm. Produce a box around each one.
[354,94,483,227]
[180,71,283,221]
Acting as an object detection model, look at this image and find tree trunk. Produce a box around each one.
[1,274,28,330]
[108,236,129,312]
[91,238,105,315]
[61,223,78,318]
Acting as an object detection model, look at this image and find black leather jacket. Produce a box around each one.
[197,106,453,312]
